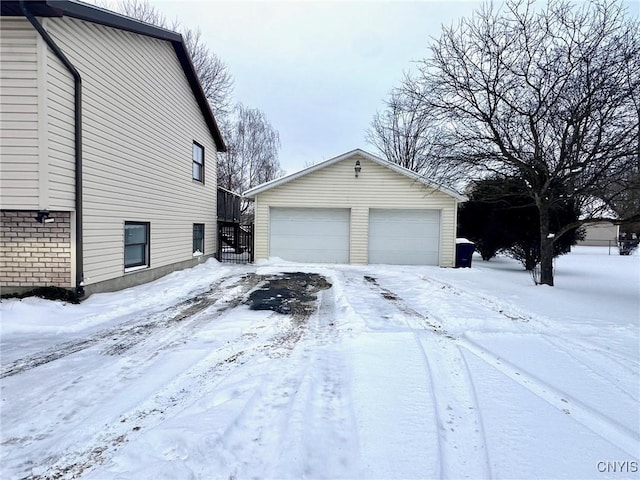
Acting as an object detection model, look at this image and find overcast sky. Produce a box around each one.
[144,1,479,173]
[150,1,639,175]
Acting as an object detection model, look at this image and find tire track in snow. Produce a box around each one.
[3,275,272,479]
[559,336,638,375]
[364,276,492,479]
[370,275,640,459]
[17,309,294,480]
[419,274,637,382]
[0,274,260,378]
[211,285,357,479]
[414,335,492,479]
[214,340,314,478]
[459,338,640,457]
[538,335,639,403]
[419,276,639,414]
[18,275,334,480]
[104,273,268,356]
[297,286,359,477]
[197,300,324,477]
[2,276,265,449]
[418,275,536,325]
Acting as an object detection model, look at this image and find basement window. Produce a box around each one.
[124,222,150,270]
[193,223,204,256]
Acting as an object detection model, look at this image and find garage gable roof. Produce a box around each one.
[2,0,226,152]
[243,148,467,201]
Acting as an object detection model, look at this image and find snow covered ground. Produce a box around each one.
[1,246,638,479]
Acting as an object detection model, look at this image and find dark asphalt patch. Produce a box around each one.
[248,272,332,315]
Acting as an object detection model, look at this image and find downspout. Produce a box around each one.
[20,1,84,297]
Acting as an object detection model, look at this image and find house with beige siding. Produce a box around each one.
[578,222,620,247]
[244,149,466,267]
[0,0,225,297]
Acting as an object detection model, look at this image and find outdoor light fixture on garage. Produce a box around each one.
[354,160,361,177]
[35,210,55,224]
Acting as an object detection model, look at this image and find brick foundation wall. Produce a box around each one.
[1,210,72,290]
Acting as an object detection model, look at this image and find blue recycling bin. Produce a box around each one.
[455,239,475,268]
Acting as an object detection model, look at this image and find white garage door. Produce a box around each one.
[270,207,350,263]
[369,209,440,265]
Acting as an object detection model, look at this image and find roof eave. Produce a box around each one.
[46,0,182,41]
[2,0,226,152]
[244,148,467,201]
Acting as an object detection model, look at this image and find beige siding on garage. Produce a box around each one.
[0,18,40,209]
[350,206,369,264]
[45,17,218,286]
[578,222,619,246]
[254,155,458,266]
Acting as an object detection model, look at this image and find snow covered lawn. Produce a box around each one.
[1,247,638,479]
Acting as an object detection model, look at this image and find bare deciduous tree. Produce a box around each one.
[181,28,234,117]
[367,90,466,188]
[218,104,283,215]
[400,0,639,286]
[115,0,167,25]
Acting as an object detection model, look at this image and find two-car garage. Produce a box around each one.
[245,149,465,267]
[269,207,441,265]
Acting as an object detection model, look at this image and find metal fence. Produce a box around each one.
[217,222,254,264]
[577,239,639,255]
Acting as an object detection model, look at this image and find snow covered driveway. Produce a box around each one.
[1,249,638,479]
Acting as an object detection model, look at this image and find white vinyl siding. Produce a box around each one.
[269,207,350,263]
[0,18,40,209]
[369,209,440,265]
[45,16,75,210]
[43,17,217,285]
[254,155,458,266]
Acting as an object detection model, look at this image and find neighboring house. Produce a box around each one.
[243,149,466,266]
[578,222,619,247]
[0,0,225,297]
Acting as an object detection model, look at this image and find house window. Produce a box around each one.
[192,142,204,183]
[124,222,150,270]
[193,223,204,256]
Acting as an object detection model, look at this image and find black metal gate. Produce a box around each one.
[217,222,253,264]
